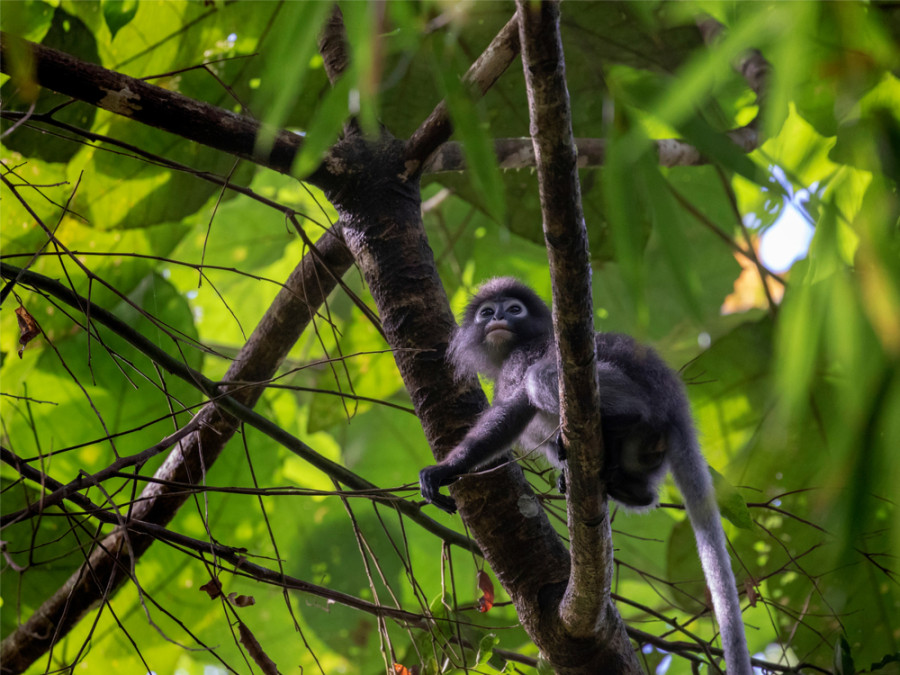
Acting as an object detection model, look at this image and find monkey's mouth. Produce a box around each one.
[485,325,512,345]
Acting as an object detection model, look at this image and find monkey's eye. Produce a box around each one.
[507,304,523,315]
[479,306,494,319]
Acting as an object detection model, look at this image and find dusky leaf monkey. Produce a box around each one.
[420,277,752,674]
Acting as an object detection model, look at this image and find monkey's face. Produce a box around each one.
[474,297,528,351]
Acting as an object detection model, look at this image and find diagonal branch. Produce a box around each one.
[0,31,314,180]
[0,445,429,627]
[0,262,478,545]
[0,228,354,673]
[403,13,522,178]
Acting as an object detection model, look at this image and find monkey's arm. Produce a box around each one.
[419,391,538,513]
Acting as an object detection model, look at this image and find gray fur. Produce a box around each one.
[420,277,752,674]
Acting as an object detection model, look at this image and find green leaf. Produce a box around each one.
[433,39,506,225]
[292,73,353,179]
[675,115,765,185]
[339,1,382,135]
[254,1,331,155]
[602,110,653,328]
[0,6,98,162]
[834,634,856,675]
[475,633,499,665]
[710,466,754,530]
[101,0,138,39]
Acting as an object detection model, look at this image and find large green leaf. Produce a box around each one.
[1,5,99,163]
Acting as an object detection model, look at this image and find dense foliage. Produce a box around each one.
[1,2,898,673]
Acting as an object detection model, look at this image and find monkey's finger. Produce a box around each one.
[431,493,458,514]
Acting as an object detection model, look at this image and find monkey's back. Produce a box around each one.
[594,332,687,423]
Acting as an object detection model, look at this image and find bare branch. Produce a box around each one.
[517,0,638,669]
[403,13,521,179]
[0,228,354,672]
[425,127,760,173]
[0,32,314,181]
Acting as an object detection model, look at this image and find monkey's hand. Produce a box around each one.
[554,433,567,462]
[419,464,459,514]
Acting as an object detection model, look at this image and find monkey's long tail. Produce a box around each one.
[669,423,753,675]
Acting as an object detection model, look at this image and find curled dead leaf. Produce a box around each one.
[476,569,495,613]
[229,593,256,607]
[15,306,40,357]
[199,578,223,599]
[744,578,758,607]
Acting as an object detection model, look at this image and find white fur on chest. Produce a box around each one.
[518,410,561,467]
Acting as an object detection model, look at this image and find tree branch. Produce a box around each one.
[424,128,760,173]
[0,31,320,181]
[0,262,478,543]
[0,229,355,673]
[404,13,522,179]
[517,1,639,669]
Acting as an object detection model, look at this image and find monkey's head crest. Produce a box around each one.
[460,277,551,326]
[447,277,553,381]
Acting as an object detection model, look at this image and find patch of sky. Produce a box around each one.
[755,166,817,274]
[641,645,672,674]
[656,653,672,674]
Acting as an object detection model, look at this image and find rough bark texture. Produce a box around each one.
[0,230,354,674]
[518,1,640,670]
[321,132,582,665]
